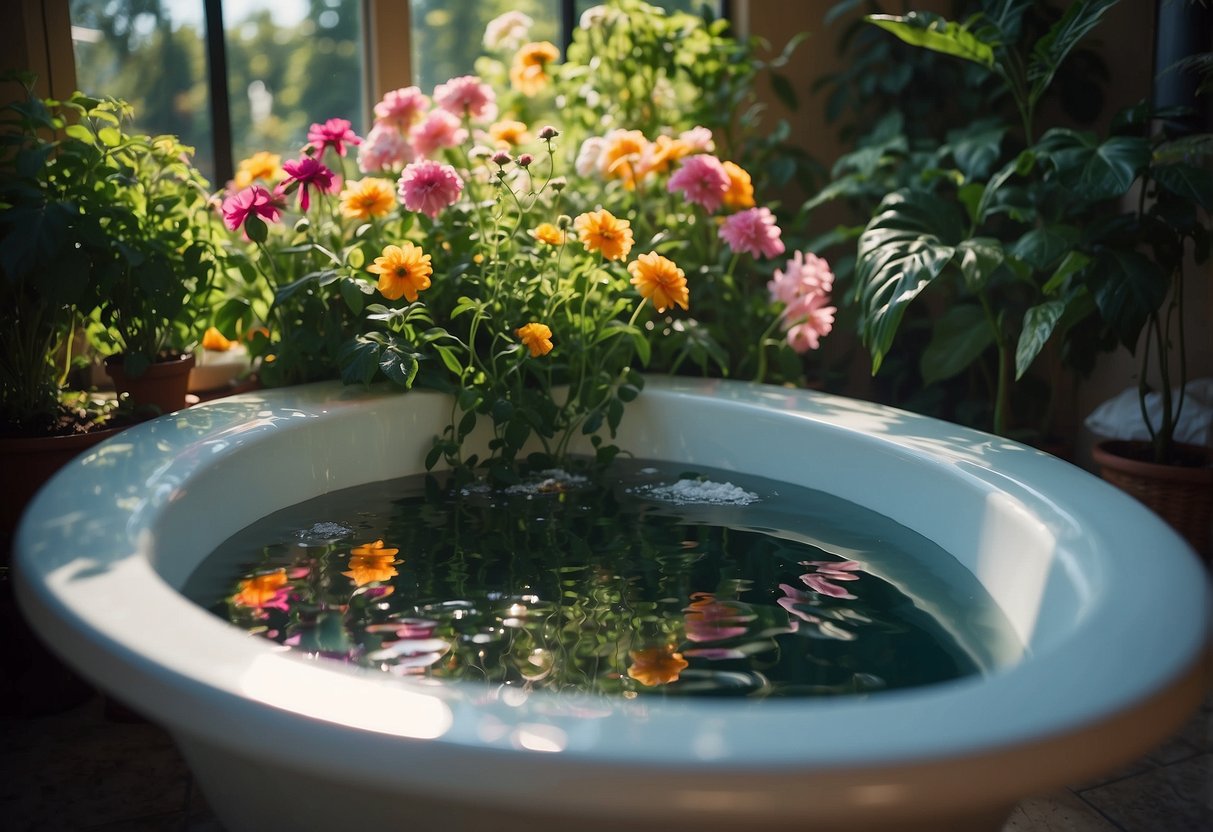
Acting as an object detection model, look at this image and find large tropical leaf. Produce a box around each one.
[866,13,996,69]
[1015,300,1065,379]
[1036,128,1150,201]
[921,303,996,384]
[1153,162,1213,213]
[856,190,964,372]
[1027,0,1120,107]
[1090,249,1169,351]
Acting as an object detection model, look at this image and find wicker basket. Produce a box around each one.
[1092,440,1213,562]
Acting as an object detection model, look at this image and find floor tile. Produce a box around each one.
[1078,754,1213,832]
[1002,791,1120,831]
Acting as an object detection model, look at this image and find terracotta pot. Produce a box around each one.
[104,352,196,415]
[1092,439,1213,560]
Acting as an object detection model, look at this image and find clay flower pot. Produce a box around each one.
[1092,439,1213,561]
[104,353,196,415]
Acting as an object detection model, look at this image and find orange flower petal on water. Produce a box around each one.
[627,645,688,686]
[233,569,287,607]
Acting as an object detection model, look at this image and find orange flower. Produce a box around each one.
[600,129,648,189]
[367,243,433,302]
[339,177,397,220]
[515,322,554,357]
[510,41,560,96]
[574,209,634,261]
[721,161,755,209]
[233,151,283,189]
[627,645,688,686]
[343,539,400,587]
[637,134,692,179]
[627,252,689,312]
[233,569,287,607]
[201,326,233,352]
[530,222,567,245]
[488,119,530,147]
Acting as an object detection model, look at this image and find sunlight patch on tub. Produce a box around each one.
[239,655,453,739]
[973,491,1056,647]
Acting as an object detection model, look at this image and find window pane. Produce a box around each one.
[575,0,722,20]
[409,0,559,95]
[225,0,364,171]
[69,0,215,179]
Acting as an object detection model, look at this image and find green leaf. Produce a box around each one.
[338,336,382,386]
[380,349,419,388]
[1091,249,1170,351]
[855,190,962,372]
[953,238,1004,291]
[1036,129,1149,201]
[770,73,798,110]
[244,215,268,244]
[1015,300,1065,379]
[339,278,364,314]
[433,344,464,376]
[945,119,1006,180]
[866,13,995,69]
[1153,163,1213,213]
[1027,0,1120,108]
[1042,251,1092,294]
[919,304,996,384]
[457,409,477,441]
[1010,226,1079,270]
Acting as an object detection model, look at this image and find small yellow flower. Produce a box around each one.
[627,252,689,313]
[233,151,283,189]
[367,243,433,302]
[510,41,560,96]
[530,222,567,246]
[515,322,554,357]
[201,326,233,352]
[488,120,530,147]
[721,161,755,209]
[343,539,400,587]
[573,209,634,261]
[233,569,287,608]
[627,645,688,687]
[339,177,397,220]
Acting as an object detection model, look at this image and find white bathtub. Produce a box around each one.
[14,378,1211,832]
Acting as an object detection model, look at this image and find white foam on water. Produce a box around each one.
[637,479,761,506]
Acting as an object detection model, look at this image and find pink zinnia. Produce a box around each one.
[667,154,730,213]
[718,206,785,259]
[358,123,414,173]
[784,292,837,354]
[409,110,468,159]
[679,126,715,153]
[768,250,835,305]
[282,157,336,212]
[374,86,429,129]
[398,160,463,219]
[433,75,498,122]
[221,184,281,231]
[307,117,361,158]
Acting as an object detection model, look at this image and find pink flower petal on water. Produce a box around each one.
[802,574,857,599]
[683,647,747,660]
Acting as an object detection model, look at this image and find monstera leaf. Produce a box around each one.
[866,12,995,69]
[855,190,965,372]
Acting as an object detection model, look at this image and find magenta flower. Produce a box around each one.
[768,250,835,305]
[409,109,468,158]
[800,560,863,599]
[282,157,336,212]
[358,123,414,173]
[398,160,463,219]
[718,206,785,259]
[667,154,731,213]
[221,184,281,231]
[433,75,498,122]
[374,86,429,129]
[784,292,837,353]
[307,117,361,158]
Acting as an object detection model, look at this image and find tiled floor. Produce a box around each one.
[1,677,1210,831]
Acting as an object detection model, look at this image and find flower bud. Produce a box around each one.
[549,176,567,192]
[491,150,512,166]
[538,125,559,140]
[556,214,572,229]
[517,153,534,167]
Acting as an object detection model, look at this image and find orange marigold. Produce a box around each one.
[233,569,287,608]
[721,160,755,209]
[515,322,554,357]
[573,209,634,261]
[627,645,688,686]
[627,251,689,312]
[530,222,567,245]
[600,129,649,189]
[367,243,433,302]
[489,119,530,147]
[510,41,560,96]
[340,177,397,220]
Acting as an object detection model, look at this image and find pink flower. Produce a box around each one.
[679,126,715,153]
[398,160,463,219]
[221,184,281,231]
[800,560,862,599]
[410,109,468,158]
[358,123,414,173]
[718,206,785,259]
[374,86,429,129]
[667,154,731,213]
[575,136,607,177]
[307,118,361,157]
[434,75,498,122]
[783,292,837,353]
[282,157,336,212]
[768,250,835,305]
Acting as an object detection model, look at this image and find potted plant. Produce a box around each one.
[74,95,226,414]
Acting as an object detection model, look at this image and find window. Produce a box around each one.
[67,0,726,186]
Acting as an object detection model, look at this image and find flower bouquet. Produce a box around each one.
[219,1,833,481]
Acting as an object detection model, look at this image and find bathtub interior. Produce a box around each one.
[15,377,1211,779]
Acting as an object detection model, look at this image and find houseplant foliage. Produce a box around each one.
[219,1,834,483]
